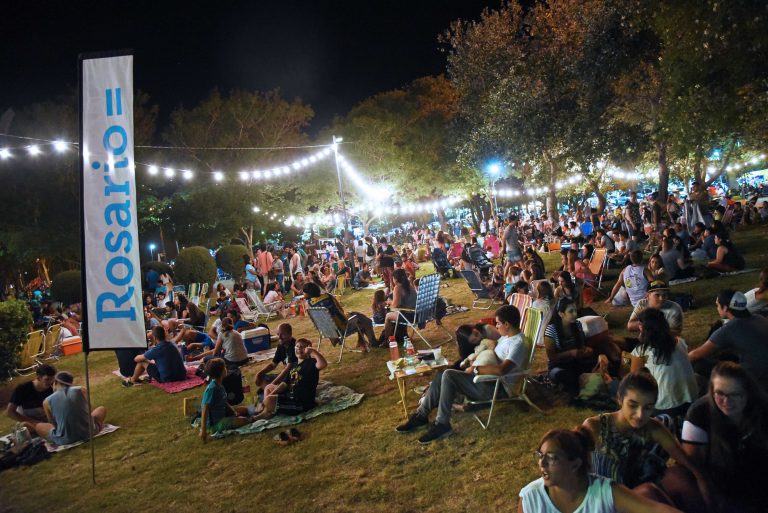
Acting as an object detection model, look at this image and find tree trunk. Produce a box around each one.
[159,225,167,262]
[240,225,254,257]
[657,141,669,205]
[545,155,559,224]
[437,208,448,232]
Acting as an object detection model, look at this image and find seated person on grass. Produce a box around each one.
[31,371,107,446]
[396,305,527,445]
[189,318,249,367]
[255,322,298,390]
[626,281,684,338]
[199,358,253,443]
[171,327,215,361]
[5,364,56,425]
[353,263,372,289]
[123,326,187,386]
[302,282,377,351]
[251,338,327,421]
[605,250,651,307]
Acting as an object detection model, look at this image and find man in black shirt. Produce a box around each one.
[251,338,327,420]
[377,237,396,292]
[5,364,56,425]
[255,323,298,390]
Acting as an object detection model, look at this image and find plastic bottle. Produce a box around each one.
[388,336,400,361]
[404,337,416,356]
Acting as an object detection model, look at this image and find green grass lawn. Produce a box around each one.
[2,225,766,513]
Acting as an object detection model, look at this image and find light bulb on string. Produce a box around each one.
[27,145,41,156]
[182,170,194,180]
[0,149,11,159]
[53,141,68,152]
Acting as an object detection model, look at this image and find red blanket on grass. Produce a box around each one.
[149,366,205,393]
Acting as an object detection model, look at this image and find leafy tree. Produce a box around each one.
[173,246,216,286]
[0,300,33,381]
[215,244,249,280]
[50,270,82,306]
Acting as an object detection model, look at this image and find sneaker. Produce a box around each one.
[418,422,452,444]
[395,414,429,433]
[121,379,134,388]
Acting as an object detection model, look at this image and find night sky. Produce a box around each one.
[1,0,501,133]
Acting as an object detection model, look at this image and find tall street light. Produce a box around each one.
[149,243,156,261]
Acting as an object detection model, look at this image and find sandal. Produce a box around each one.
[286,428,304,442]
[272,431,293,446]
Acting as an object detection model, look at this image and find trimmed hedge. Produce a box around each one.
[0,300,33,381]
[216,245,249,280]
[51,270,82,306]
[174,246,216,286]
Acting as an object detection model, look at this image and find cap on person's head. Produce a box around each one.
[54,371,74,386]
[647,281,669,294]
[717,290,749,316]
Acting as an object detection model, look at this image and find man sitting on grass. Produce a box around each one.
[5,364,55,425]
[199,358,254,443]
[395,304,527,444]
[251,338,327,420]
[123,326,187,387]
[353,262,372,289]
[254,322,298,391]
[626,281,684,337]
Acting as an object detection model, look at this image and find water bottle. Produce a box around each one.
[404,337,415,356]
[388,336,400,361]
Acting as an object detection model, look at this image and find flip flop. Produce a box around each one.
[272,431,293,446]
[286,428,304,442]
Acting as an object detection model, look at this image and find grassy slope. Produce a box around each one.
[1,225,766,513]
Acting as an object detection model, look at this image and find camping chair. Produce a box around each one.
[244,289,280,321]
[586,247,608,292]
[334,275,347,297]
[395,273,453,347]
[188,283,201,306]
[307,307,356,363]
[41,323,62,360]
[509,293,533,326]
[460,270,502,310]
[468,307,545,429]
[431,248,453,279]
[469,246,494,278]
[234,297,261,322]
[16,330,45,376]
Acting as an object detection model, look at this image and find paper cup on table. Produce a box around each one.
[433,347,442,362]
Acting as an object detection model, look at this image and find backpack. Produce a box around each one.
[366,243,375,257]
[222,367,244,405]
[671,293,695,312]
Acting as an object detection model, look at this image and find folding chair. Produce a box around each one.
[395,273,453,347]
[334,275,347,297]
[468,307,545,429]
[244,289,280,321]
[16,330,45,376]
[42,323,62,360]
[234,297,260,322]
[509,293,533,327]
[460,270,502,310]
[469,246,494,278]
[188,283,201,306]
[307,307,356,363]
[586,247,608,291]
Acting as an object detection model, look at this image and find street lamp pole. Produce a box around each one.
[332,135,351,247]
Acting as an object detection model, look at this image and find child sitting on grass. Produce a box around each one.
[251,339,327,421]
[199,358,253,443]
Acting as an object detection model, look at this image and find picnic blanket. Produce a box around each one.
[150,367,205,393]
[45,424,120,453]
[669,268,758,286]
[248,347,276,362]
[193,381,364,439]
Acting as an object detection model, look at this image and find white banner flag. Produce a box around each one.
[80,53,146,350]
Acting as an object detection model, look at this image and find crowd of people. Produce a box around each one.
[6,182,768,512]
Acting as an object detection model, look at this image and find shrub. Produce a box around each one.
[216,245,249,280]
[174,246,216,286]
[141,260,173,277]
[51,270,82,306]
[0,300,34,381]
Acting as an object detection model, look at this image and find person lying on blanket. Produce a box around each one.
[250,339,327,421]
[199,358,254,443]
[123,326,187,387]
[29,371,107,446]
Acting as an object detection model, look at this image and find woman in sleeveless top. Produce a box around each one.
[377,269,417,344]
[707,233,745,273]
[518,426,683,513]
[605,250,650,307]
[31,371,107,446]
[583,373,711,512]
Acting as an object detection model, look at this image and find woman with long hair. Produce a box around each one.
[583,373,710,513]
[543,298,596,394]
[744,267,768,314]
[519,426,683,513]
[630,308,697,418]
[377,269,417,345]
[681,362,768,513]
